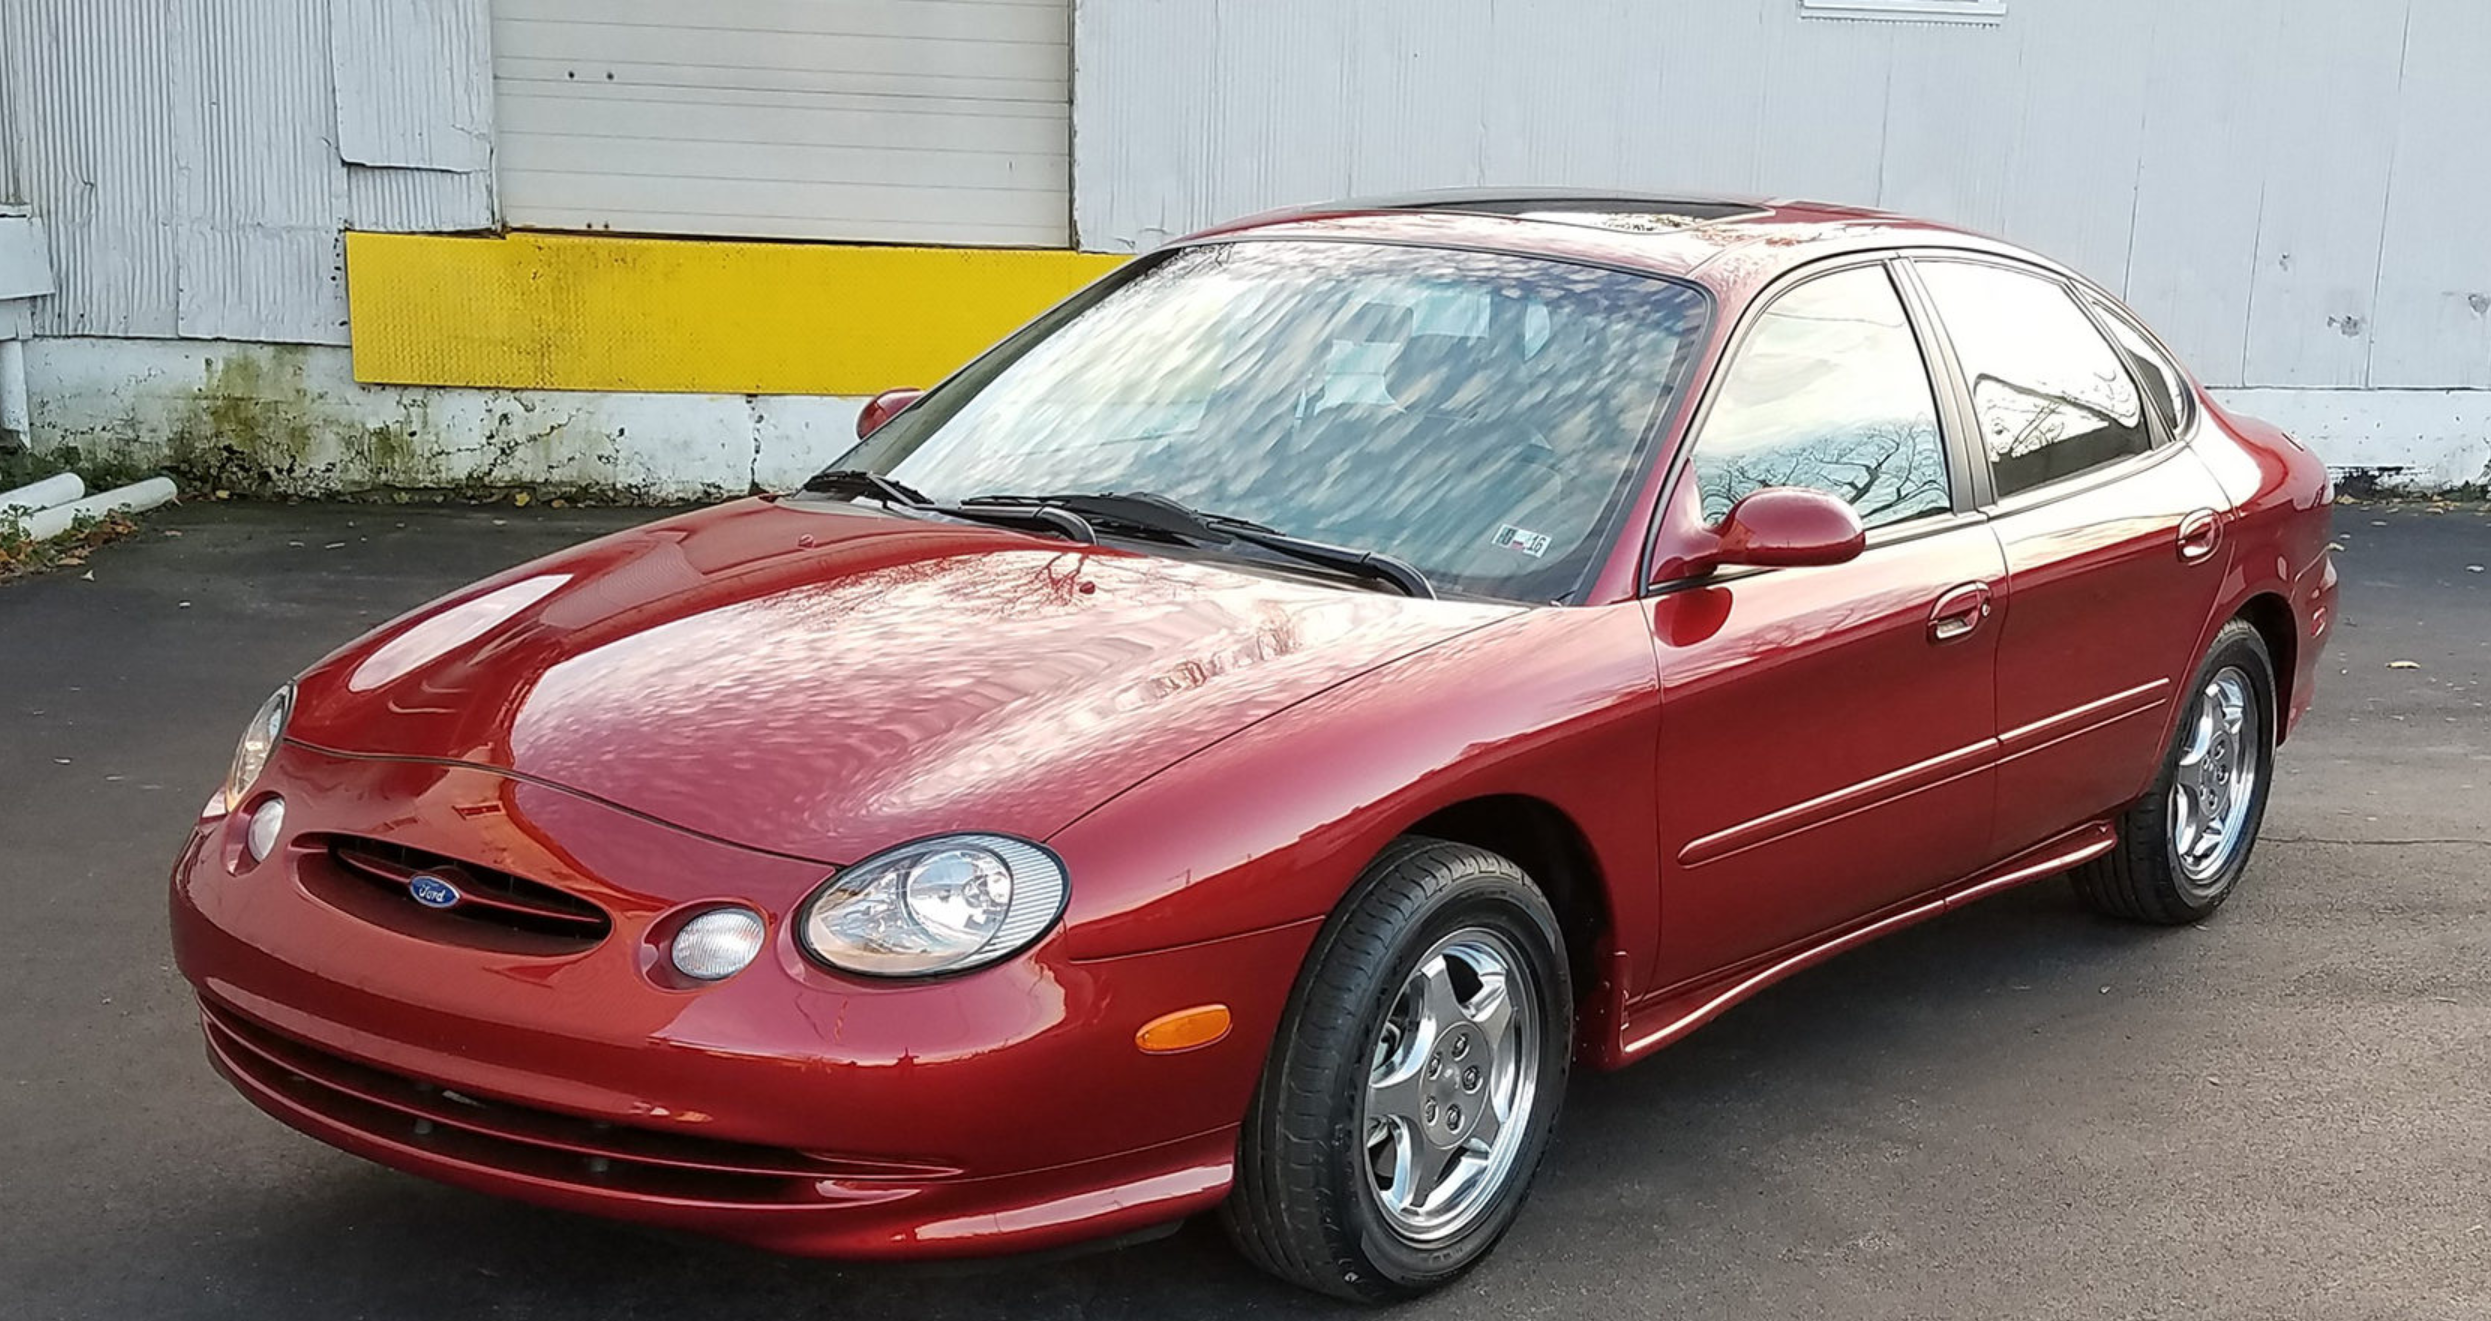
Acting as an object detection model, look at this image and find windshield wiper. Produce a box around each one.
[801,468,934,506]
[800,469,1099,544]
[964,490,1436,599]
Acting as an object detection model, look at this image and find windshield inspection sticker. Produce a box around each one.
[1492,524,1552,558]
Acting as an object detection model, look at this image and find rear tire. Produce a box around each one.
[2073,618,2276,924]
[1221,837,1572,1302]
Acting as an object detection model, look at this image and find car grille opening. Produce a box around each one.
[200,1000,956,1205]
[306,836,612,954]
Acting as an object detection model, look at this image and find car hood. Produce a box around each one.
[288,497,1519,862]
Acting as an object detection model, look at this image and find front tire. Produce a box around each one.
[1222,837,1573,1302]
[2074,618,2276,924]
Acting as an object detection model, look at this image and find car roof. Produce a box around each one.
[1177,188,2055,303]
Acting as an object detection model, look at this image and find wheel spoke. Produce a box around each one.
[1368,1052,1429,1131]
[1374,1119,1419,1214]
[1401,1136,1448,1208]
[1416,955,1466,1036]
[1465,971,1514,1050]
[1468,1088,1506,1150]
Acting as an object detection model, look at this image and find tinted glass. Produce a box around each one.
[2084,291,2192,433]
[841,241,1709,601]
[1918,261,2151,498]
[1690,264,1950,529]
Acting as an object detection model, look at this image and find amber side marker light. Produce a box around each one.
[1136,1004,1232,1054]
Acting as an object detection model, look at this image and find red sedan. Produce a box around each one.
[172,191,2337,1301]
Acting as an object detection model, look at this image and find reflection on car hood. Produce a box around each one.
[288,498,1519,862]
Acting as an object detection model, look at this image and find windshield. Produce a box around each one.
[836,240,1711,601]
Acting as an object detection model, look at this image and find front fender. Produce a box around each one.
[1045,605,1663,981]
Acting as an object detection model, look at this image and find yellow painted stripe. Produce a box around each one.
[345,231,1128,396]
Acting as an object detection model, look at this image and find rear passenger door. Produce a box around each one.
[1906,257,2233,858]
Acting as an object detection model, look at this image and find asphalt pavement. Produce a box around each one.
[2,499,2484,1320]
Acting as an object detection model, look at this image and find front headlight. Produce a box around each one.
[220,685,293,814]
[798,834,1067,977]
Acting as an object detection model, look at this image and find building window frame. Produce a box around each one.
[1799,0,2006,25]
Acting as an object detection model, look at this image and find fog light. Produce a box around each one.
[671,907,765,981]
[245,796,286,864]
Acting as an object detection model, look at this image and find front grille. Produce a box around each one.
[314,836,611,951]
[201,1001,955,1204]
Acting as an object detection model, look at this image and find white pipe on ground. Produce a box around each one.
[19,476,176,541]
[0,471,83,516]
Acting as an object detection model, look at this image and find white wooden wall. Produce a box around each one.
[491,0,1072,246]
[1072,0,2491,395]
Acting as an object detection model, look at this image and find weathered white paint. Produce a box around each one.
[24,337,867,499]
[330,0,495,172]
[1073,0,2491,404]
[0,0,497,345]
[2214,388,2491,493]
[0,214,52,301]
[491,0,1071,246]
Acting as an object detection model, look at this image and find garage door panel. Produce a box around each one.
[492,0,1070,245]
[496,90,1069,155]
[494,0,1066,46]
[494,60,1066,111]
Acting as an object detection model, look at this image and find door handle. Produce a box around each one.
[1928,582,1992,643]
[2177,508,2223,563]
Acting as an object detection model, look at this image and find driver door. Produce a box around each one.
[1645,260,2006,991]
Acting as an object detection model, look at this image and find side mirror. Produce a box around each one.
[1649,485,1865,584]
[1715,487,1867,568]
[856,387,924,440]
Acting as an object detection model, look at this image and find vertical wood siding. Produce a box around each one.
[1074,0,2491,391]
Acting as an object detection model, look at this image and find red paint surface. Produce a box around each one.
[173,196,2335,1259]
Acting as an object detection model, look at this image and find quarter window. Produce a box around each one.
[1690,265,1951,531]
[2083,292,2193,435]
[1917,261,2152,499]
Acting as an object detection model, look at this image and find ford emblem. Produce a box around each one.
[408,873,462,909]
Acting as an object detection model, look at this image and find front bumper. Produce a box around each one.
[171,744,1312,1258]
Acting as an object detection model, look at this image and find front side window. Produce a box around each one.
[1689,264,1951,530]
[1917,261,2152,499]
[840,241,1710,602]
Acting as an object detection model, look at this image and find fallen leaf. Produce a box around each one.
[512,491,532,507]
[2470,565,2485,573]
[213,489,231,500]
[2326,542,2346,551]
[323,542,346,549]
[2388,660,2422,669]
[79,570,94,581]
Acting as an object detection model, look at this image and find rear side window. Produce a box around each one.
[1689,265,1951,530]
[1917,261,2152,499]
[2082,291,2193,435]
